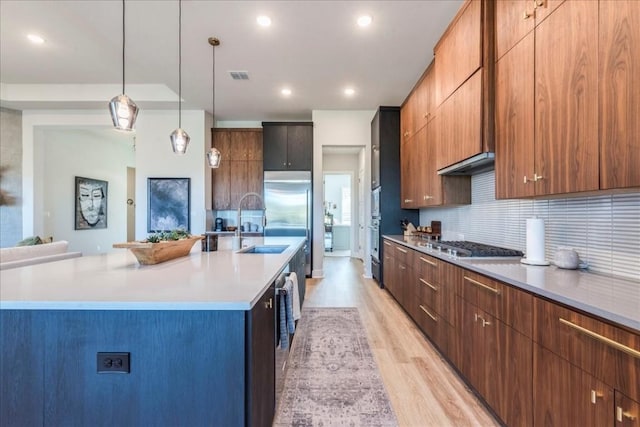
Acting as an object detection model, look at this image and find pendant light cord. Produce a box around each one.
[211,38,216,124]
[178,0,183,128]
[121,0,126,95]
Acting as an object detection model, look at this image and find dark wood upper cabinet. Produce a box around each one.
[262,122,313,171]
[212,129,263,210]
[495,0,599,198]
[599,0,640,190]
[434,0,483,106]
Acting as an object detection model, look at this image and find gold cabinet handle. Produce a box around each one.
[535,0,544,7]
[404,199,413,203]
[590,390,604,404]
[534,173,544,181]
[559,318,640,359]
[396,247,408,254]
[464,276,500,295]
[403,131,410,137]
[617,406,637,422]
[265,298,273,309]
[523,10,532,19]
[399,265,406,270]
[419,305,438,322]
[481,317,491,328]
[419,256,437,267]
[419,277,438,292]
[384,241,392,247]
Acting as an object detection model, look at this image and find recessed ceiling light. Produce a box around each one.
[257,15,272,27]
[281,88,292,96]
[27,34,45,44]
[344,87,356,96]
[357,15,372,27]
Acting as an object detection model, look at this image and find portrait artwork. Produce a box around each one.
[147,178,190,232]
[75,176,108,230]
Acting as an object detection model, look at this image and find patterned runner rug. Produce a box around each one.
[273,307,398,426]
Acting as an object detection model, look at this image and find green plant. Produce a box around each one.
[146,228,191,243]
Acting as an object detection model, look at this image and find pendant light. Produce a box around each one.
[170,0,190,154]
[108,0,139,132]
[206,36,222,168]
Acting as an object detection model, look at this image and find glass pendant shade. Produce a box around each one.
[109,0,138,132]
[109,94,139,131]
[170,128,191,154]
[206,147,221,168]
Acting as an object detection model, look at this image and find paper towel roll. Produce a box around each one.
[521,217,550,266]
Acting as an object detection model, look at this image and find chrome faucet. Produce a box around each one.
[236,192,267,240]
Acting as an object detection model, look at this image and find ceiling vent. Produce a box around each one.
[229,71,249,80]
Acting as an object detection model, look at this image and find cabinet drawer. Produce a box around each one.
[414,301,449,355]
[392,243,412,265]
[534,298,640,401]
[416,253,440,283]
[460,271,532,337]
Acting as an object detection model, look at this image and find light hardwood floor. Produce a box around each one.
[302,256,500,427]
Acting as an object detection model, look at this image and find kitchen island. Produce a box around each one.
[0,236,306,427]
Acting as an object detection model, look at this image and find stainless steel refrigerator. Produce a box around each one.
[263,171,312,276]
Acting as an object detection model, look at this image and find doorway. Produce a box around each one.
[323,172,352,257]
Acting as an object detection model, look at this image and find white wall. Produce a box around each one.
[22,109,209,254]
[37,128,134,254]
[311,110,375,277]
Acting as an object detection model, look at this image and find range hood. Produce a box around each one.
[437,152,495,176]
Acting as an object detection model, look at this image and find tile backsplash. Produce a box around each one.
[420,171,640,281]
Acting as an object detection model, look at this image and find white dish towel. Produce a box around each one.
[288,272,301,321]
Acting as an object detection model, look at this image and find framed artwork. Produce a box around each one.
[147,177,190,232]
[75,176,108,230]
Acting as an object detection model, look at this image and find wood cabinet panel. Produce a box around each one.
[495,33,536,199]
[495,0,535,61]
[616,392,640,427]
[435,0,482,106]
[460,270,533,337]
[534,298,640,401]
[534,0,599,195]
[400,93,416,141]
[262,125,288,170]
[599,0,640,190]
[533,0,566,24]
[400,132,422,208]
[247,286,275,427]
[212,129,263,210]
[437,70,483,170]
[286,125,313,170]
[212,160,232,209]
[414,63,435,131]
[534,344,612,427]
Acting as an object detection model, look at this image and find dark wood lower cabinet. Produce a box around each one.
[247,286,276,427]
[534,345,613,427]
[380,241,639,427]
[450,285,533,427]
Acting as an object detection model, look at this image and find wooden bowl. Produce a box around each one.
[113,236,203,265]
[226,226,237,232]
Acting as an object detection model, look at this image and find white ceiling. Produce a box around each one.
[0,0,463,122]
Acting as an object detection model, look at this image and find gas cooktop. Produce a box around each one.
[435,241,523,257]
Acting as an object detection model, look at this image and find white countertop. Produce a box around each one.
[0,236,305,311]
[384,235,640,331]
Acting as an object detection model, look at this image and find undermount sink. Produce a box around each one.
[237,245,289,254]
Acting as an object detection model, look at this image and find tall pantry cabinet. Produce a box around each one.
[495,0,599,199]
[495,0,640,198]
